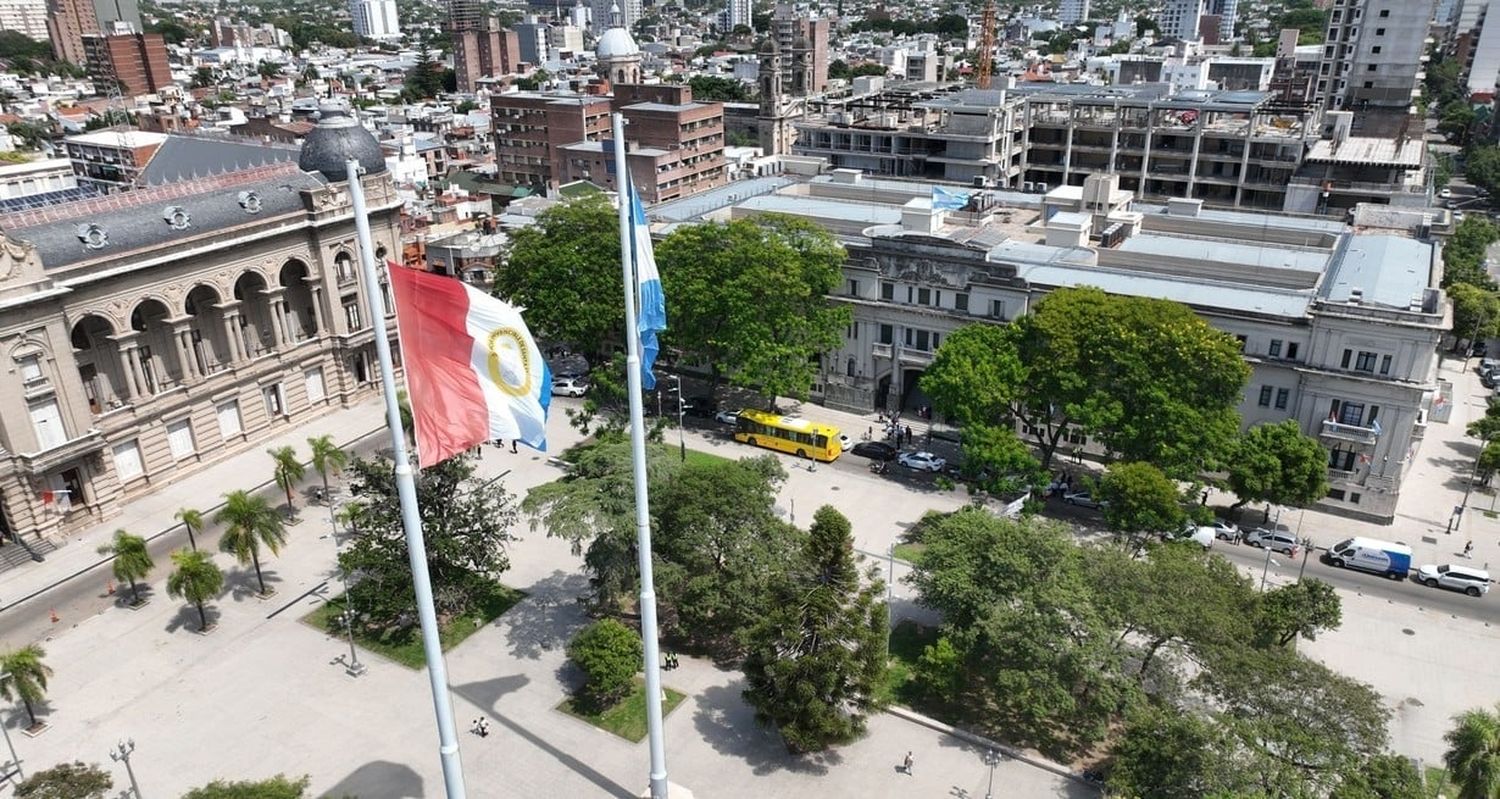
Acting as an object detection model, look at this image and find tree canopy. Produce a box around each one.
[14,762,111,799]
[1227,420,1330,510]
[656,214,849,402]
[568,619,642,709]
[180,775,312,799]
[1097,461,1187,540]
[687,75,752,102]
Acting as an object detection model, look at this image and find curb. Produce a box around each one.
[0,426,390,616]
[883,705,1097,790]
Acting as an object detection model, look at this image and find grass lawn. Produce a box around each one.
[302,582,525,669]
[892,542,926,565]
[1424,766,1457,799]
[680,446,731,469]
[875,620,939,708]
[558,678,687,742]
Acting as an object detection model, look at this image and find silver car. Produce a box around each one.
[1416,564,1490,597]
[1244,528,1300,556]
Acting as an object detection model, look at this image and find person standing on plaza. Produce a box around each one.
[903,751,914,775]
[1465,540,1475,558]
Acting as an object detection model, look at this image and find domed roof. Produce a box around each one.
[298,102,386,183]
[758,37,779,54]
[596,25,640,59]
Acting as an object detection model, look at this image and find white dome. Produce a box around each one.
[596,26,640,59]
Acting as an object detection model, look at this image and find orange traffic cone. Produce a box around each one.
[49,608,58,623]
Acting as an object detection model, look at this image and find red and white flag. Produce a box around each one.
[388,264,552,468]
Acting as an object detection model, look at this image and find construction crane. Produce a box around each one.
[976,0,997,90]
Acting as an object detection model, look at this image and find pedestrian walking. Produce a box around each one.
[905,424,913,442]
[902,751,914,776]
[1465,540,1475,558]
[510,439,519,454]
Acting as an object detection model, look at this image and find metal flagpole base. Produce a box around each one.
[346,661,368,677]
[639,783,695,799]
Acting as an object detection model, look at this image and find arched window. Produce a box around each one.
[846,357,856,377]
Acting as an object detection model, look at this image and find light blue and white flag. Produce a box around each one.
[932,185,972,212]
[628,178,666,390]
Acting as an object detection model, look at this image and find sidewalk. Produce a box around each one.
[0,397,389,611]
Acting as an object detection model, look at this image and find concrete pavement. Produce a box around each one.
[0,397,1085,798]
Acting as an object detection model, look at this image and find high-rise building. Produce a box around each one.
[1214,0,1238,40]
[453,23,519,92]
[1158,0,1206,40]
[773,2,829,93]
[0,0,50,42]
[82,30,169,95]
[1314,0,1436,133]
[349,0,400,40]
[46,0,136,63]
[722,0,751,31]
[591,0,639,31]
[1058,0,1089,26]
[514,15,549,65]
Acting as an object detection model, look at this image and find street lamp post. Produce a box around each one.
[668,375,686,462]
[0,673,22,783]
[109,739,141,799]
[983,749,1001,799]
[1454,434,1491,535]
[329,501,366,677]
[1260,547,1280,592]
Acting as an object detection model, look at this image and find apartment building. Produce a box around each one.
[0,0,49,42]
[0,109,403,543]
[453,23,519,92]
[46,0,137,64]
[82,30,170,96]
[793,83,1428,215]
[1314,0,1436,135]
[492,92,612,191]
[651,171,1448,524]
[1059,0,1090,26]
[773,2,830,93]
[1159,0,1207,40]
[349,0,400,41]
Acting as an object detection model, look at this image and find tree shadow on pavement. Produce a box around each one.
[321,760,424,799]
[223,567,281,601]
[452,674,531,713]
[499,570,589,660]
[163,602,219,634]
[692,682,842,776]
[107,582,157,608]
[491,710,636,798]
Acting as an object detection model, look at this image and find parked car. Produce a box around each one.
[1480,358,1500,378]
[714,410,739,426]
[1441,188,1454,199]
[1415,564,1491,597]
[1169,526,1216,550]
[1062,490,1103,509]
[1484,370,1500,390]
[838,434,853,450]
[850,441,898,461]
[683,396,717,419]
[1244,528,1301,556]
[1205,519,1241,541]
[551,376,588,397]
[1326,536,1413,579]
[897,451,947,472]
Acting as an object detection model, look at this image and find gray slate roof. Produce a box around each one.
[138,136,301,186]
[5,162,323,271]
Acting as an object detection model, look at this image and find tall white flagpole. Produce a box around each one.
[611,113,670,799]
[346,160,468,799]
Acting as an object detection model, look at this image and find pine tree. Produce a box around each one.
[740,505,887,753]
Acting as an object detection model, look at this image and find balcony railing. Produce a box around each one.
[1319,418,1380,445]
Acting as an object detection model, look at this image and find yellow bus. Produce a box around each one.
[733,409,843,462]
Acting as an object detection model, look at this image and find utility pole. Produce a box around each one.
[329,502,365,677]
[109,739,142,799]
[669,375,686,462]
[0,673,22,783]
[983,749,1001,799]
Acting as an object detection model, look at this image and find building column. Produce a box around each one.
[1139,104,1155,199]
[261,289,287,349]
[127,344,150,396]
[1186,115,1204,198]
[1062,104,1075,185]
[1108,101,1121,174]
[215,301,242,363]
[171,322,196,382]
[110,337,138,400]
[1235,111,1256,208]
[307,282,327,336]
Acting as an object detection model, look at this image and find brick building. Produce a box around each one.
[453,23,519,93]
[83,31,170,96]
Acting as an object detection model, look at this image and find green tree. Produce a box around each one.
[1330,753,1426,799]
[687,74,752,102]
[174,506,204,551]
[146,19,191,44]
[495,194,622,362]
[652,455,799,655]
[567,618,642,709]
[215,490,288,596]
[1446,215,1500,290]
[1451,282,1500,343]
[912,635,964,703]
[181,775,311,798]
[1227,420,1330,511]
[167,548,224,632]
[741,506,887,753]
[1256,578,1342,647]
[96,529,153,606]
[1097,461,1187,541]
[13,761,111,799]
[1467,146,1500,197]
[402,57,445,100]
[257,60,283,79]
[1444,704,1500,799]
[1107,705,1246,798]
[1478,440,1500,485]
[306,434,348,500]
[656,215,849,403]
[191,66,217,88]
[0,644,53,727]
[340,454,516,629]
[268,445,305,509]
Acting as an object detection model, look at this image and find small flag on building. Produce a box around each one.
[388,263,552,469]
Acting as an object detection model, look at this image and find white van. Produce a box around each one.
[1326,537,1413,579]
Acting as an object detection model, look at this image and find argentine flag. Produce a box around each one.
[628,178,666,390]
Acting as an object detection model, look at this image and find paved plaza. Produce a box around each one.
[5,350,1500,794]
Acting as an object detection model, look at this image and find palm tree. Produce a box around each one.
[95,529,153,606]
[215,490,288,596]
[0,645,53,728]
[307,435,348,503]
[1445,704,1500,799]
[174,507,204,551]
[268,445,305,510]
[166,548,224,632]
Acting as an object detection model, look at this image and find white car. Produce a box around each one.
[838,433,852,450]
[1062,490,1103,509]
[1440,187,1454,199]
[1416,564,1490,597]
[714,410,739,426]
[897,451,946,472]
[1171,526,1215,549]
[1244,528,1300,556]
[550,376,588,397]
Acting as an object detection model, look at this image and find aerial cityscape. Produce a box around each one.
[0,0,1496,794]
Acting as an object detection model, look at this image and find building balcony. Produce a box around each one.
[1319,418,1380,445]
[19,429,107,473]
